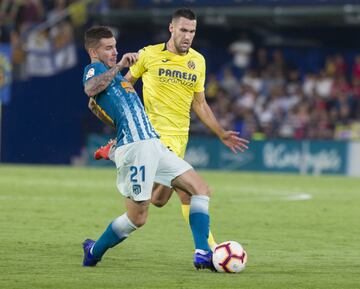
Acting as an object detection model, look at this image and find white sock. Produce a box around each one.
[109,143,116,162]
[195,249,209,255]
[111,213,138,239]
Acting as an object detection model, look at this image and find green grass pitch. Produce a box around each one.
[0,164,359,289]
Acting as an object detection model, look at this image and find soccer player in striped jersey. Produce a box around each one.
[92,8,249,251]
[82,26,216,270]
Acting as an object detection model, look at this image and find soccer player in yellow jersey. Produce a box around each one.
[92,8,249,250]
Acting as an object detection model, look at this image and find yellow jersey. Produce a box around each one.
[130,43,206,136]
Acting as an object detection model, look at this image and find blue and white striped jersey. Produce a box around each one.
[83,62,159,147]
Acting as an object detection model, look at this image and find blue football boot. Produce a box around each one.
[82,239,100,267]
[193,251,216,271]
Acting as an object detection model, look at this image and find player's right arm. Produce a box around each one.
[84,53,138,97]
[84,65,122,97]
[125,47,147,85]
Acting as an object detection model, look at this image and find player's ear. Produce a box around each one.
[169,22,174,34]
[88,47,97,58]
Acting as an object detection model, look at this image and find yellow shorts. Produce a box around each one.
[159,135,188,159]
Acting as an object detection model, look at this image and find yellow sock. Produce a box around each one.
[181,204,218,251]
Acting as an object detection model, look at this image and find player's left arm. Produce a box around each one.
[124,71,139,85]
[192,91,249,154]
[88,98,115,129]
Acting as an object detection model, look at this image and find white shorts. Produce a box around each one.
[114,138,192,201]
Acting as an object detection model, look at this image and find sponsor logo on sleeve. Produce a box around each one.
[86,68,95,80]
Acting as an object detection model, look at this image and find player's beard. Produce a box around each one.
[175,40,190,54]
[107,58,117,68]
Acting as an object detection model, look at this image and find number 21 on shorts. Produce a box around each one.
[130,165,145,183]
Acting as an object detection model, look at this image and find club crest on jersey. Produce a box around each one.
[86,68,95,80]
[132,184,141,195]
[187,60,196,70]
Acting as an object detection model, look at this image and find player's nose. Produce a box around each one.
[184,33,192,41]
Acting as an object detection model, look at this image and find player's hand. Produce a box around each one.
[220,131,249,154]
[117,53,139,69]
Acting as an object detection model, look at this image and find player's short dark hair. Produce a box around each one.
[172,8,196,21]
[84,26,114,50]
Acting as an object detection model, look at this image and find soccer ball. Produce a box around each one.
[212,241,247,273]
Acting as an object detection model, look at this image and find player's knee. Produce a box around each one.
[133,217,147,227]
[151,197,167,208]
[203,184,211,197]
[194,182,211,197]
[129,214,148,227]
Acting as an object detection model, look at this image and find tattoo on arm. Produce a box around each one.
[84,65,121,97]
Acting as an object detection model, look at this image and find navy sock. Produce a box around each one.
[92,213,137,259]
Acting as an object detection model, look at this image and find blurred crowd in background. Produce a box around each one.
[1,0,360,144]
[195,47,360,141]
[0,0,91,79]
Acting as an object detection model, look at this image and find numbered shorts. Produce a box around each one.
[114,138,193,201]
[159,134,188,159]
